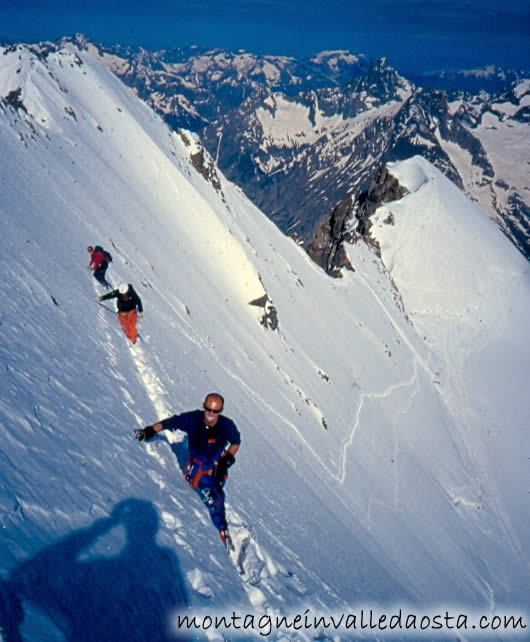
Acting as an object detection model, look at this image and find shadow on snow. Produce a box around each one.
[0,498,190,641]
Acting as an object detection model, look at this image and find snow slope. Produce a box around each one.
[0,46,528,640]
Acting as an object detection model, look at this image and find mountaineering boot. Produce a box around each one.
[219,529,234,551]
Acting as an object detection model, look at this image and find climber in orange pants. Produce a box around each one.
[100,283,143,344]
[118,309,139,344]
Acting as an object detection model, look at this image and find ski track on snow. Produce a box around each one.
[96,304,289,619]
[210,269,437,495]
[336,271,443,488]
[338,360,419,487]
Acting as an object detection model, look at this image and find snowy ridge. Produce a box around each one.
[20,37,530,257]
[0,45,529,641]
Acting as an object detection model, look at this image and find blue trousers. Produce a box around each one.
[195,474,227,531]
[93,262,109,286]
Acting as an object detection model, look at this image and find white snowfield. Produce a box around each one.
[0,45,528,641]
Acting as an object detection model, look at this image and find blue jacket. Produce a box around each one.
[160,410,241,465]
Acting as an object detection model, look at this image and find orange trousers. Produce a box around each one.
[118,310,138,344]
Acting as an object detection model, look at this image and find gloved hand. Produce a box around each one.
[134,425,156,442]
[214,451,235,485]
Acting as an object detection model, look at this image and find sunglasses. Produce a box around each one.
[204,406,222,414]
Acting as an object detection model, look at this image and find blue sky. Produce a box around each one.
[1,0,529,73]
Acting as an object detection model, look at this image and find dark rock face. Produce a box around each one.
[248,293,279,331]
[4,88,27,113]
[356,166,408,239]
[307,196,356,276]
[307,165,408,276]
[178,131,223,194]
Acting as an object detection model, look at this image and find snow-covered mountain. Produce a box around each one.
[51,35,372,132]
[1,44,529,641]
[39,35,530,262]
[201,63,530,261]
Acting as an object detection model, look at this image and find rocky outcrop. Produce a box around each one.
[307,165,407,276]
[3,88,27,114]
[306,196,356,276]
[248,293,278,331]
[355,166,408,239]
[179,130,223,194]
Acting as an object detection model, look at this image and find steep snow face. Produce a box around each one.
[370,156,530,587]
[374,156,530,408]
[0,46,529,641]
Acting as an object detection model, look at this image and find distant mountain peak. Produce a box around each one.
[8,36,528,261]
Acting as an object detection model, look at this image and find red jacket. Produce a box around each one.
[89,249,106,271]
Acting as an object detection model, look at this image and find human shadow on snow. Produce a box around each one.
[0,498,190,641]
